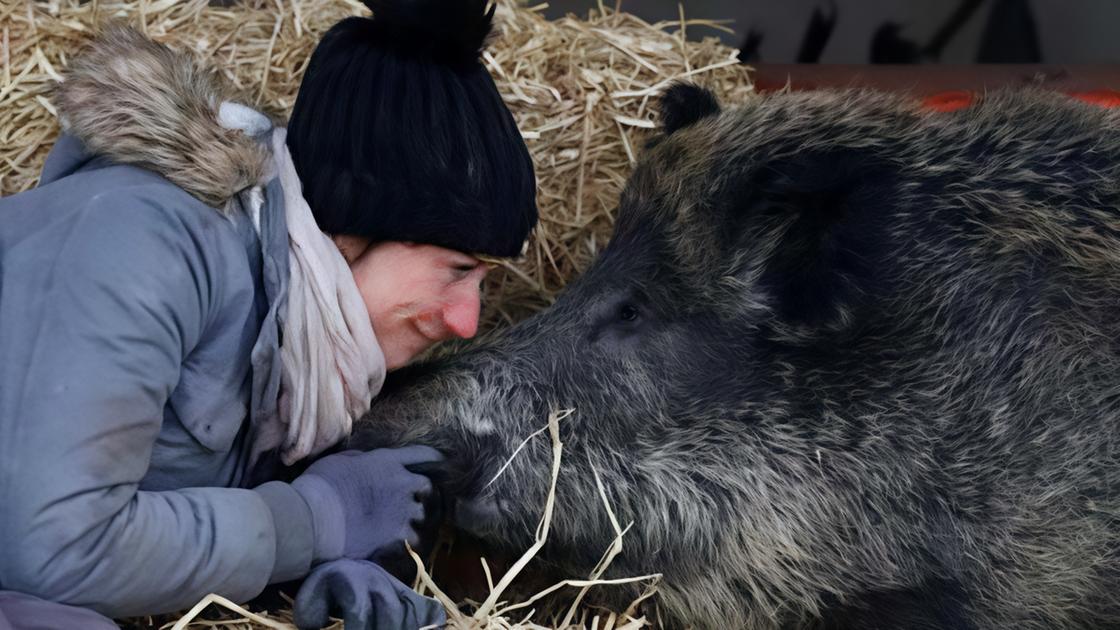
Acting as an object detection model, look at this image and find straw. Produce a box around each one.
[3,2,752,627]
[0,0,753,329]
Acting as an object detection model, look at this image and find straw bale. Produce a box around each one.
[2,1,753,627]
[0,0,752,330]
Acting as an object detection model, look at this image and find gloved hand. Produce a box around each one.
[291,445,443,563]
[294,559,447,630]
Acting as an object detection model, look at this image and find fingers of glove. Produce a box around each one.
[373,596,409,630]
[364,568,412,630]
[401,594,448,629]
[382,445,444,467]
[343,605,374,630]
[374,573,447,629]
[367,582,407,627]
[329,572,373,630]
[293,567,335,630]
[412,495,443,555]
[349,562,407,630]
[293,601,331,630]
[419,483,444,524]
[403,458,447,481]
[327,567,367,619]
[410,473,434,501]
[298,561,383,630]
[408,501,426,527]
[403,524,423,551]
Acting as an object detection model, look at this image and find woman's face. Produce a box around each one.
[337,237,490,370]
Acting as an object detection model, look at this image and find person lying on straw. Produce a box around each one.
[0,0,536,628]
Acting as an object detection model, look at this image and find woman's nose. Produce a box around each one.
[440,283,481,339]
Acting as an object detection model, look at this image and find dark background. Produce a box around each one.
[543,0,1119,64]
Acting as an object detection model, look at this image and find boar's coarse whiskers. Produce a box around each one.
[484,408,574,491]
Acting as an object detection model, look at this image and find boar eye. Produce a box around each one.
[588,297,647,345]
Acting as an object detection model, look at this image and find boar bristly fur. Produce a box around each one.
[352,86,1120,630]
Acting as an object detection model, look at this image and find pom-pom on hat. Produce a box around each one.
[286,0,537,257]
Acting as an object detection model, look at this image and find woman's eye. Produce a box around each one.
[619,304,639,322]
[450,263,479,280]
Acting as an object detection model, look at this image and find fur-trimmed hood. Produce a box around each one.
[54,26,271,209]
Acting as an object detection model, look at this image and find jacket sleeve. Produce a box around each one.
[0,187,313,617]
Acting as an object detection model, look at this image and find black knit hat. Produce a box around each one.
[286,0,537,257]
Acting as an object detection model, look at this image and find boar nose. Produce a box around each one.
[441,284,481,339]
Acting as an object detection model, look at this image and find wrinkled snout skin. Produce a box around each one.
[351,87,1120,629]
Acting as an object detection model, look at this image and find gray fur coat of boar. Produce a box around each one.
[352,85,1120,630]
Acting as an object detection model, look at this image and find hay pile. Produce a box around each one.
[0,0,752,329]
[2,1,752,627]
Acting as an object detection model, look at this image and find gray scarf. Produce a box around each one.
[221,103,386,465]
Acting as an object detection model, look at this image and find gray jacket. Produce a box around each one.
[0,30,316,617]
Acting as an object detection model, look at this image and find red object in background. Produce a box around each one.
[921,90,975,111]
[1068,90,1120,107]
[751,64,1119,97]
[915,89,1120,111]
[750,65,1120,112]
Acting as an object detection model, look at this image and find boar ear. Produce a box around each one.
[658,82,721,134]
[748,148,894,333]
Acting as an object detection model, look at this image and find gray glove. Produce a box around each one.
[291,446,443,564]
[294,559,447,630]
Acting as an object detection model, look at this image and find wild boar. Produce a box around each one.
[352,85,1120,630]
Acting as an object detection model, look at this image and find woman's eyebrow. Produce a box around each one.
[446,253,482,266]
